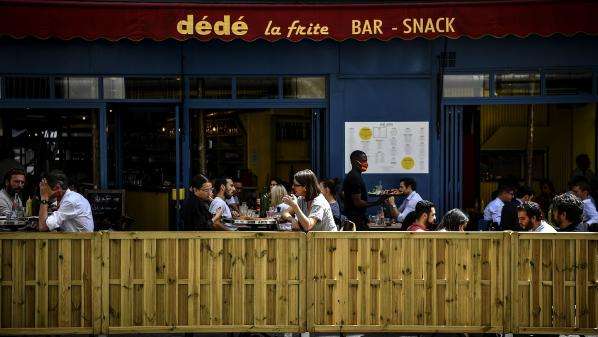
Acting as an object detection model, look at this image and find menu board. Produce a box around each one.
[85,189,125,219]
[345,122,429,174]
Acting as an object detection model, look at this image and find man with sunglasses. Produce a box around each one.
[342,150,386,230]
[181,174,222,231]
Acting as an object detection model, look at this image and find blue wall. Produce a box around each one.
[1,35,598,206]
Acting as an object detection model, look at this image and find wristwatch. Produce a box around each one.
[391,205,397,208]
[40,199,50,205]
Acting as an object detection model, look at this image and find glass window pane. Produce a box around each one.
[236,77,278,99]
[442,74,489,97]
[189,77,232,99]
[125,77,182,99]
[283,77,326,99]
[495,73,540,96]
[546,71,592,95]
[103,77,125,99]
[55,77,98,99]
[4,76,50,99]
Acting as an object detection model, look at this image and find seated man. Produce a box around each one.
[226,180,243,215]
[406,200,436,232]
[517,201,557,233]
[209,177,237,231]
[38,171,94,232]
[0,168,26,217]
[181,174,222,231]
[551,193,587,232]
[483,185,514,230]
[387,177,422,223]
[570,180,598,226]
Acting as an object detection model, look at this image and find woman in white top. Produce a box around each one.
[270,184,290,214]
[282,169,337,232]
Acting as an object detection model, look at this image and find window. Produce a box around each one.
[189,77,232,99]
[283,77,326,99]
[55,77,99,99]
[4,76,50,99]
[443,74,489,97]
[236,77,278,99]
[103,77,125,99]
[495,73,540,96]
[125,77,182,99]
[545,71,593,95]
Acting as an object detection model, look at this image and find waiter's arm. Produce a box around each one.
[351,194,385,209]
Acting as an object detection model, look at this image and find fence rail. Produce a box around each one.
[0,231,596,335]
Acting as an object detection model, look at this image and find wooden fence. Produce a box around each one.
[0,232,100,335]
[307,232,508,333]
[0,231,596,335]
[510,232,597,335]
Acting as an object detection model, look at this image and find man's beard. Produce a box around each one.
[5,186,21,197]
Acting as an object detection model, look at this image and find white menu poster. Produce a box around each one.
[344,121,429,174]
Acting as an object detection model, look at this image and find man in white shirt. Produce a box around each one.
[483,185,514,228]
[387,177,422,223]
[0,168,26,217]
[38,171,94,232]
[571,180,598,225]
[517,201,557,233]
[209,177,237,231]
[226,180,243,215]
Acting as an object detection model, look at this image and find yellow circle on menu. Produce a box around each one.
[401,156,415,170]
[359,127,373,140]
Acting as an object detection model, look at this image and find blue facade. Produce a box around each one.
[1,35,598,211]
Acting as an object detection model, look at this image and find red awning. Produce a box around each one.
[0,0,597,42]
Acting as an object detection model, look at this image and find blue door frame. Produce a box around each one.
[439,95,598,213]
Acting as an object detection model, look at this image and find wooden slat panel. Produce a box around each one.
[12,239,25,328]
[210,238,223,325]
[120,239,132,326]
[35,240,48,328]
[142,239,156,326]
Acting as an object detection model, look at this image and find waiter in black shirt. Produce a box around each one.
[342,150,386,230]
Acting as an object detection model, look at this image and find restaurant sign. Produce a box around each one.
[0,0,597,42]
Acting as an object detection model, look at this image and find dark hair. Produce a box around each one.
[517,201,543,221]
[320,178,340,194]
[551,193,583,224]
[400,177,417,191]
[576,153,591,168]
[572,180,591,193]
[190,174,209,189]
[439,208,469,231]
[349,150,366,162]
[293,169,320,201]
[516,185,534,199]
[213,177,230,194]
[540,179,555,194]
[4,168,25,185]
[414,200,435,219]
[498,185,514,194]
[402,211,417,228]
[46,170,69,189]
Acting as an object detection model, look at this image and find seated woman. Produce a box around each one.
[270,184,290,214]
[282,169,337,232]
[320,178,343,229]
[437,208,469,231]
